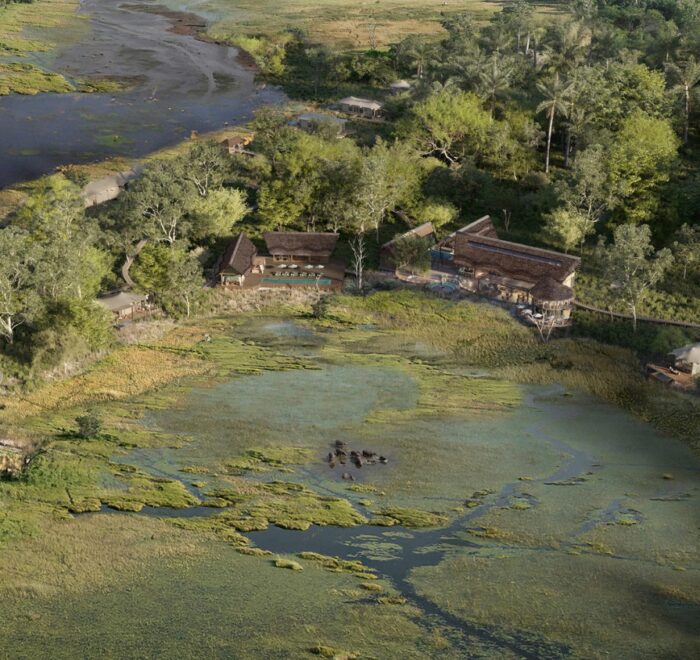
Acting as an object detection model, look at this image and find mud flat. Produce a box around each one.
[0,0,285,188]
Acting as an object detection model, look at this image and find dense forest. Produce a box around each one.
[1,0,699,383]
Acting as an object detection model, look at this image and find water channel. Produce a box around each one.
[0,0,285,187]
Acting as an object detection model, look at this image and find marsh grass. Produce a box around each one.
[0,0,86,94]
[319,291,700,448]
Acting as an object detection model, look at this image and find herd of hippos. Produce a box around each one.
[327,440,388,481]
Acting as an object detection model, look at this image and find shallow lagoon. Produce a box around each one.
[2,318,699,658]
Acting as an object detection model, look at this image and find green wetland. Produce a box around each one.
[1,295,699,659]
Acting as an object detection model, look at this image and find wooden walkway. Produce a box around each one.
[574,302,700,330]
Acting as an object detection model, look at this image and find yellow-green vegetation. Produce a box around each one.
[374,506,448,528]
[204,0,502,51]
[410,550,700,658]
[0,61,74,95]
[199,481,368,532]
[222,446,316,473]
[0,0,86,94]
[297,551,374,577]
[2,522,449,657]
[274,556,304,570]
[1,298,697,657]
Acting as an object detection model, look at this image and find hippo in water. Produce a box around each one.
[379,456,388,464]
[341,472,354,481]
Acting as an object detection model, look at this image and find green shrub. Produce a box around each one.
[75,411,102,440]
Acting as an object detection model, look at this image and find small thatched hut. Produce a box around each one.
[529,277,575,320]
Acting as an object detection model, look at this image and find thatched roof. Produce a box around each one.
[264,232,339,258]
[337,96,383,111]
[96,291,147,313]
[381,222,435,257]
[530,277,574,302]
[461,215,498,237]
[454,233,580,284]
[219,233,257,275]
[390,80,412,90]
[439,215,497,249]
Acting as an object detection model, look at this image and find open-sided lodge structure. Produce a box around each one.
[435,216,581,322]
[669,343,700,376]
[337,96,383,118]
[96,291,151,322]
[218,232,345,290]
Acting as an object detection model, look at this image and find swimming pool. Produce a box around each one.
[262,277,334,286]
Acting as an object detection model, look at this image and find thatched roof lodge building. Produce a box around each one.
[437,216,580,321]
[337,96,383,118]
[218,231,345,290]
[218,233,259,286]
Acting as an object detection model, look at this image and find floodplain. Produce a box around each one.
[1,293,698,658]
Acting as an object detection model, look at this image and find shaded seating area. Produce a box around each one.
[336,96,384,118]
[96,290,151,322]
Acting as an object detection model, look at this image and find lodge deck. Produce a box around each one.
[230,257,346,291]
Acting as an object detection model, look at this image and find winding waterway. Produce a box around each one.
[0,0,286,188]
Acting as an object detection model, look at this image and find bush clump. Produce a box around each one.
[75,411,102,439]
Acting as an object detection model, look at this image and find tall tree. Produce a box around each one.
[0,228,40,345]
[537,73,574,173]
[477,55,512,118]
[406,88,491,163]
[600,224,673,330]
[665,56,700,144]
[670,224,700,281]
[606,112,678,224]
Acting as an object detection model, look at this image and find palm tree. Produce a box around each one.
[543,22,591,75]
[665,57,700,144]
[477,56,512,118]
[537,73,574,173]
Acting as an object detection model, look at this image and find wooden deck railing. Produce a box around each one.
[574,302,700,330]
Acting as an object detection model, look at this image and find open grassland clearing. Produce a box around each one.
[199,0,558,50]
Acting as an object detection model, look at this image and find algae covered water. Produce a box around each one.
[1,317,698,659]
